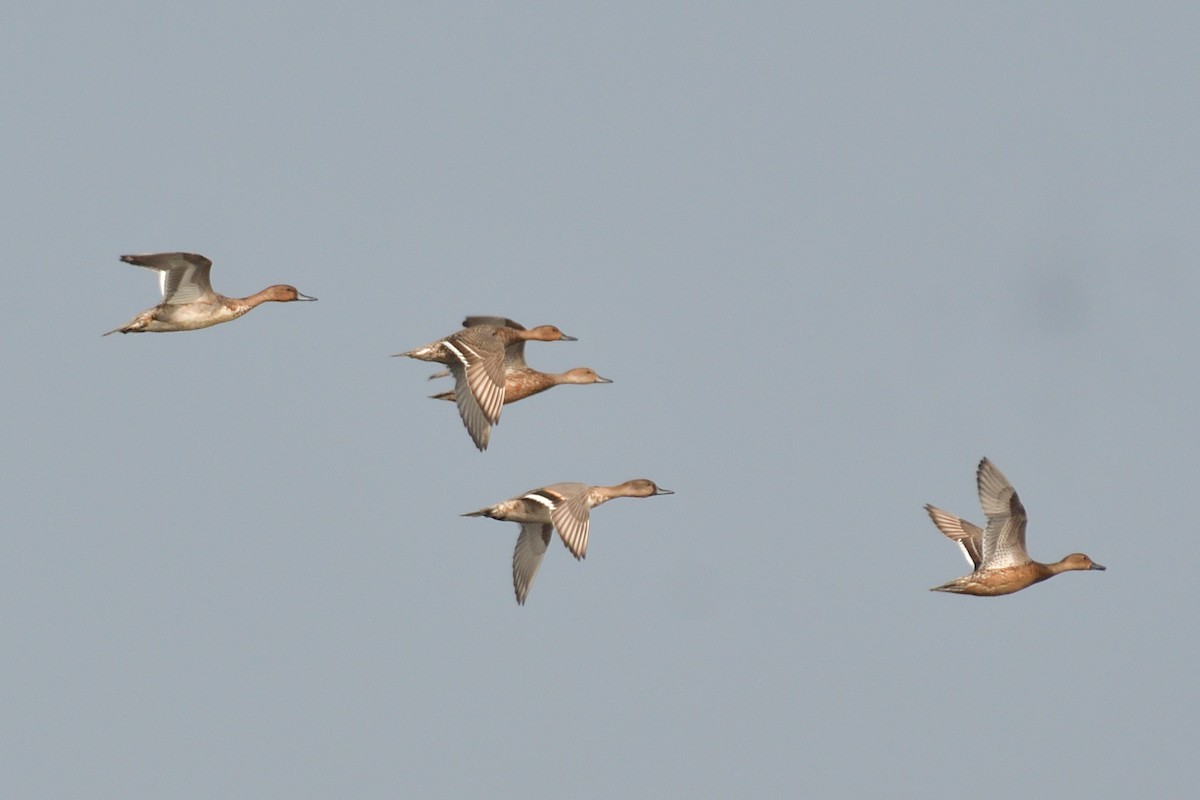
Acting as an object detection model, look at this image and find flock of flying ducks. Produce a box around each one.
[106,252,1105,601]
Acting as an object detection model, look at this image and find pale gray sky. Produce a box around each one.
[3,3,1198,797]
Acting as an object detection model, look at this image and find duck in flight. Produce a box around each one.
[105,252,315,335]
[925,458,1105,596]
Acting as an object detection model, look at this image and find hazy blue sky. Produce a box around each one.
[4,3,1198,797]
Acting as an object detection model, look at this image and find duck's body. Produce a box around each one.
[464,479,673,604]
[395,319,575,450]
[925,459,1105,596]
[105,252,315,335]
[928,552,1099,596]
[430,366,610,404]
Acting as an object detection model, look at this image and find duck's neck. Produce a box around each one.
[237,288,280,308]
[1047,557,1098,576]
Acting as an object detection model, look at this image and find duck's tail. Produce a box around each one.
[461,507,497,519]
[393,341,447,362]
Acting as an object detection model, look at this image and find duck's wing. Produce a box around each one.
[443,331,507,450]
[462,316,528,367]
[512,522,553,605]
[976,458,1030,569]
[448,362,495,450]
[463,316,524,330]
[520,483,591,560]
[120,252,215,304]
[924,505,984,569]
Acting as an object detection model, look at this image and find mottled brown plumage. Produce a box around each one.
[925,459,1105,596]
